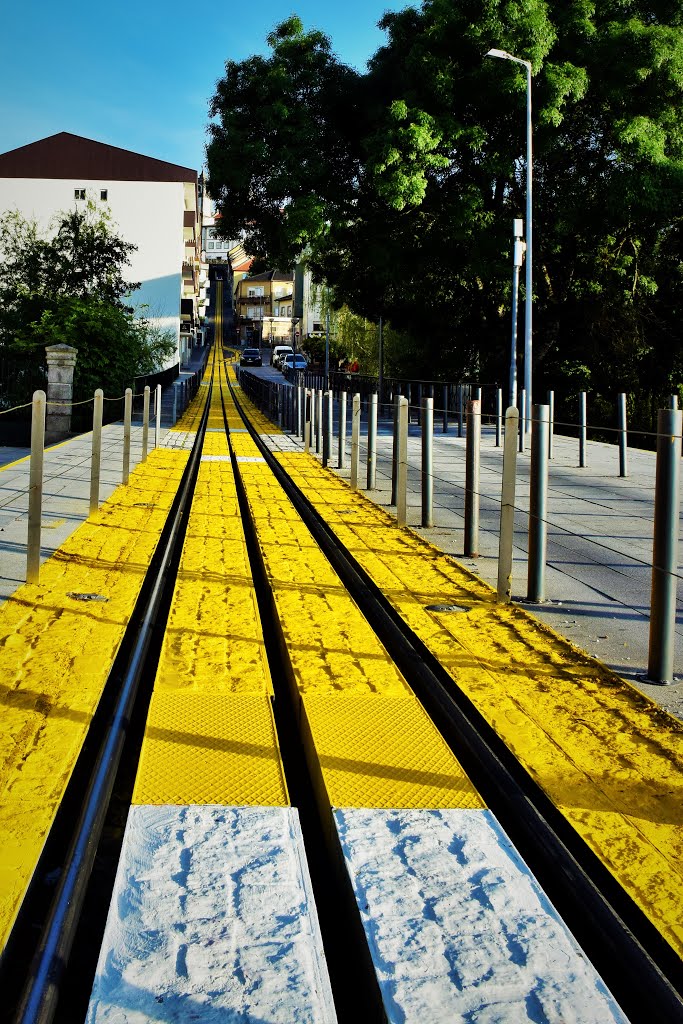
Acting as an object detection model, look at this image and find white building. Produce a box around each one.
[0,132,201,370]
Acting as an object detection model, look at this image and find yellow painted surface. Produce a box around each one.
[0,448,189,952]
[278,452,683,960]
[221,382,481,813]
[132,354,287,806]
[132,693,288,806]
[302,694,483,809]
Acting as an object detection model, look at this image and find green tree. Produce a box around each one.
[208,3,683,407]
[0,203,174,402]
[207,15,362,268]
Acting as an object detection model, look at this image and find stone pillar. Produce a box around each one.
[44,344,77,443]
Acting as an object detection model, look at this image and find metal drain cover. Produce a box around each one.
[425,603,469,613]
[66,592,109,602]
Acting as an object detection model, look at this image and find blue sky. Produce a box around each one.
[1,1,410,172]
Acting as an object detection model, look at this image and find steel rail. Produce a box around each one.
[227,375,683,1023]
[13,366,214,1024]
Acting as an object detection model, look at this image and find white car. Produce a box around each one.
[272,345,293,369]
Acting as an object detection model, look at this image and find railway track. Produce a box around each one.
[3,343,682,1023]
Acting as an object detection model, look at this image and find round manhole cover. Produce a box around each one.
[425,603,469,613]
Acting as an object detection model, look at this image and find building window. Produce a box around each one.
[288,305,292,316]
[74,188,86,200]
[208,229,216,239]
[100,189,108,201]
[208,241,215,250]
[274,305,279,316]
[313,322,323,332]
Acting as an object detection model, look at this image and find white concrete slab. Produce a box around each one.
[87,805,336,1024]
[334,807,628,1024]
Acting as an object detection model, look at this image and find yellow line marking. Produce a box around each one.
[277,452,683,960]
[0,448,189,952]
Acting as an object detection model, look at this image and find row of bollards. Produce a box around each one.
[26,382,165,586]
[244,373,682,685]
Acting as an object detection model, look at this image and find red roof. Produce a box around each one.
[0,132,197,183]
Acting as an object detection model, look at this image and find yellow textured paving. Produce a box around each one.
[0,448,189,951]
[132,693,287,805]
[276,452,683,961]
[302,695,483,810]
[221,381,481,812]
[132,358,287,806]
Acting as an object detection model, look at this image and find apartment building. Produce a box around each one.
[0,132,202,369]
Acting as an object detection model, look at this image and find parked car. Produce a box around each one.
[240,347,262,367]
[282,353,308,372]
[272,345,293,369]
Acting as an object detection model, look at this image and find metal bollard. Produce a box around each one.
[297,385,304,438]
[391,394,399,504]
[547,389,554,459]
[351,393,361,489]
[464,400,481,556]
[518,389,526,453]
[123,388,132,485]
[304,390,311,452]
[442,384,448,433]
[142,386,150,462]
[367,393,378,489]
[474,386,482,404]
[90,388,104,515]
[338,390,347,468]
[527,405,549,602]
[618,392,628,477]
[322,391,332,467]
[457,385,464,438]
[316,389,323,454]
[647,407,682,683]
[579,391,587,467]
[155,383,162,448]
[416,383,422,427]
[397,397,409,526]
[495,388,502,447]
[26,390,46,584]
[497,407,519,602]
[310,387,316,450]
[172,386,177,426]
[421,396,434,527]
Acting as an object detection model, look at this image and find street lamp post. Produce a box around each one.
[509,218,526,409]
[486,48,533,434]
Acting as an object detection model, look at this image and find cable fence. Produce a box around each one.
[237,368,683,684]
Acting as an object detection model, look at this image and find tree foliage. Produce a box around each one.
[207,1,683,408]
[0,203,174,401]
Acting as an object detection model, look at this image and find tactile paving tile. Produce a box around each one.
[133,693,288,807]
[302,694,483,810]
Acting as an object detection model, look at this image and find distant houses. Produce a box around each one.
[0,132,205,371]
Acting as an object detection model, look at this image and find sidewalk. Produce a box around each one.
[0,424,170,604]
[265,405,683,722]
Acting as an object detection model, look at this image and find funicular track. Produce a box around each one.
[222,363,683,1024]
[3,345,682,1023]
